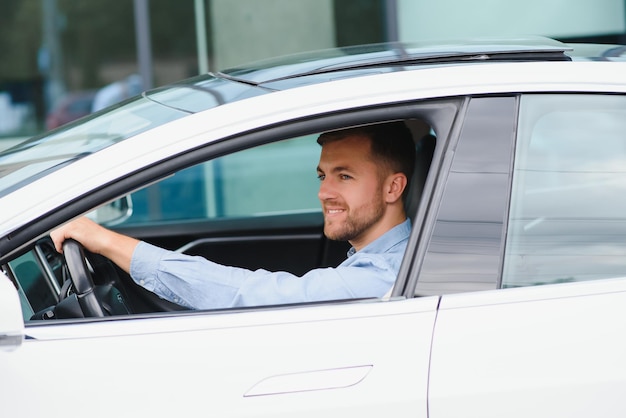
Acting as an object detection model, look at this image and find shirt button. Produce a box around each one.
[140,279,145,285]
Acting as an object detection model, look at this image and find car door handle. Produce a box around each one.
[244,365,373,397]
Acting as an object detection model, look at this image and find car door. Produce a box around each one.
[427,94,626,417]
[1,284,438,417]
[0,99,461,417]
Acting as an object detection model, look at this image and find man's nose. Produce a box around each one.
[318,178,336,201]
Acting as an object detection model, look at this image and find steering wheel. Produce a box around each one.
[62,239,106,317]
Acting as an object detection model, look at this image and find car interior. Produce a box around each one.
[2,116,439,322]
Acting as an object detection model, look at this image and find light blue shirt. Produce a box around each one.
[130,219,411,309]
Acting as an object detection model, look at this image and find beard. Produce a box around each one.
[323,198,385,242]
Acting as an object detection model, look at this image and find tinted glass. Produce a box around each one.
[416,96,516,295]
[503,94,626,287]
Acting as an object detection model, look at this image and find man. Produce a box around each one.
[51,121,416,309]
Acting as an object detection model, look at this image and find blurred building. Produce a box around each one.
[0,0,624,141]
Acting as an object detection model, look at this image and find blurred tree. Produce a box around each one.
[58,0,197,88]
[59,0,136,87]
[150,0,197,59]
[333,0,384,46]
[0,1,42,80]
[0,1,199,88]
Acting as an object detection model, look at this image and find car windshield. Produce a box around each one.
[0,96,189,198]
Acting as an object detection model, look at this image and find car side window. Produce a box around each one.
[415,96,516,296]
[503,94,626,287]
[120,135,322,224]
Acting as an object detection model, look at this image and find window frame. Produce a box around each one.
[404,95,519,297]
[7,97,466,319]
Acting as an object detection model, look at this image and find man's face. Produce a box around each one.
[316,135,388,247]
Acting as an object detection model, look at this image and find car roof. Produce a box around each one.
[219,36,570,85]
[146,36,626,113]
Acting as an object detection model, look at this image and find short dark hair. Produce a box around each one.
[317,121,416,200]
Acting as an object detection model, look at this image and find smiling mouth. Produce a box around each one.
[327,209,344,214]
[324,207,346,216]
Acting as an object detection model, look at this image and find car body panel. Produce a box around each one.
[429,277,626,417]
[0,272,23,351]
[2,296,439,417]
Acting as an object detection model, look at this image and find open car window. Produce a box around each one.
[119,134,322,225]
[4,106,448,322]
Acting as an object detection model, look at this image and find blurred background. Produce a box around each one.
[1,0,624,145]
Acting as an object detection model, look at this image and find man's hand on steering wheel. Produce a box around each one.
[51,217,139,274]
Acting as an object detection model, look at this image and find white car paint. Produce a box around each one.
[430,278,626,417]
[0,273,23,351]
[1,296,439,417]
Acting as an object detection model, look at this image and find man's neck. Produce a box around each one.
[349,214,407,252]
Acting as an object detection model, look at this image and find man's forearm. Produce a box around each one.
[98,230,139,274]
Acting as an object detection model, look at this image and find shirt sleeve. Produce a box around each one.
[129,241,398,310]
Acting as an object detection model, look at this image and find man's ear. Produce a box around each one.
[385,173,407,204]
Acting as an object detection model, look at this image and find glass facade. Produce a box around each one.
[0,0,624,144]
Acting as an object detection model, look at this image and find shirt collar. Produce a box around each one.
[346,218,412,258]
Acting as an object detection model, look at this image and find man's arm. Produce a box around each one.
[50,217,139,273]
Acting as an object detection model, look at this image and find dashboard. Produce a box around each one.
[4,238,67,320]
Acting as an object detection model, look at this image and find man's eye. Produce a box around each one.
[317,174,325,181]
[340,174,352,180]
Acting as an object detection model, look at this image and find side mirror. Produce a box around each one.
[0,273,24,352]
[87,195,133,226]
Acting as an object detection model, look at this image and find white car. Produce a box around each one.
[2,37,626,417]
